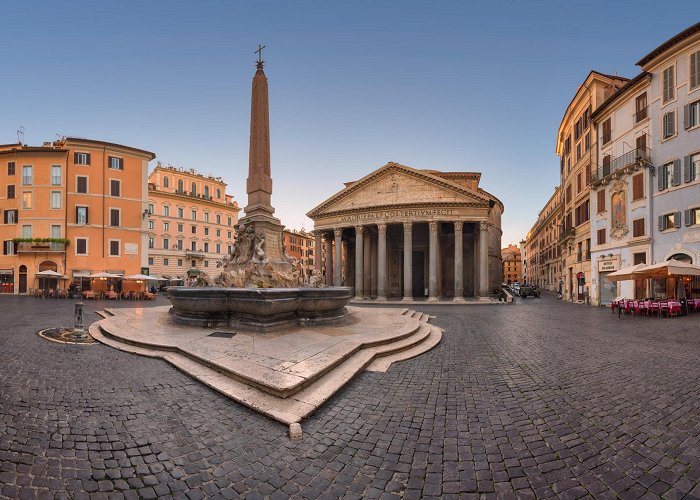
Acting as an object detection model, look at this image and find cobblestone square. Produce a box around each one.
[2,294,700,499]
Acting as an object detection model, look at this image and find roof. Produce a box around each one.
[64,137,156,160]
[636,22,700,67]
[0,146,68,156]
[590,72,652,121]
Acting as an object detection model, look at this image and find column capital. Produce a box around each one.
[355,225,364,235]
[333,227,343,238]
[377,223,387,235]
[428,221,439,232]
[454,221,464,233]
[403,221,412,232]
[479,220,489,231]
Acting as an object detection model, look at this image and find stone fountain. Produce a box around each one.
[168,51,352,332]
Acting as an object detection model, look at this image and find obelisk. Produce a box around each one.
[239,46,290,270]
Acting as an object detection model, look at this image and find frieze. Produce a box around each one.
[338,208,457,223]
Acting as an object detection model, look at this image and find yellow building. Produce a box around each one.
[501,244,522,285]
[147,164,240,282]
[0,138,155,293]
[556,72,628,302]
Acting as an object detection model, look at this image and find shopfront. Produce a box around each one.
[0,269,14,294]
[598,257,620,305]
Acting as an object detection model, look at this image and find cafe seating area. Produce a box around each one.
[610,298,698,318]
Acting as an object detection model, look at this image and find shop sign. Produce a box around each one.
[598,256,620,272]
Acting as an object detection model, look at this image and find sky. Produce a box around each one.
[2,1,697,246]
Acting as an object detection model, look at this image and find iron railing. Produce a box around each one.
[592,147,651,182]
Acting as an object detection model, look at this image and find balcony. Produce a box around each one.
[558,227,575,243]
[16,241,67,253]
[185,250,206,259]
[592,147,651,184]
[634,106,648,124]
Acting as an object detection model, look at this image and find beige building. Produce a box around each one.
[501,244,522,285]
[524,186,562,292]
[307,162,503,301]
[556,71,628,302]
[147,164,240,282]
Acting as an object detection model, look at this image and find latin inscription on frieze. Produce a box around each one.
[339,209,456,223]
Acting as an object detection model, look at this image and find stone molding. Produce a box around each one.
[428,221,439,231]
[333,228,343,238]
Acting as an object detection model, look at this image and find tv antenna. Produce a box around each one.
[17,126,25,145]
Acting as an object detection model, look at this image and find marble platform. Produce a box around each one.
[89,306,441,426]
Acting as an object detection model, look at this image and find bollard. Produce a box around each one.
[72,302,87,339]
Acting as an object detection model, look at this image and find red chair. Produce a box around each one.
[634,301,646,316]
[669,301,682,317]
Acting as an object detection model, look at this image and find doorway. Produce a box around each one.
[18,265,27,294]
[412,250,425,297]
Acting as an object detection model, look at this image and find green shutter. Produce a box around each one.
[672,159,681,186]
[685,155,692,183]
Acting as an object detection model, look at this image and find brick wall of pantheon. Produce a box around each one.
[306,163,504,301]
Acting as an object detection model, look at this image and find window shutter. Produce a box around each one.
[685,155,692,183]
[85,207,89,225]
[658,169,664,191]
[674,211,681,228]
[684,104,690,130]
[658,215,665,231]
[73,152,79,163]
[686,209,693,226]
[85,153,91,165]
[672,159,681,186]
[692,52,698,89]
[119,158,124,170]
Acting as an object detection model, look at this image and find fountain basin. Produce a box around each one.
[167,286,353,332]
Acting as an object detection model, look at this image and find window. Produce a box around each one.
[148,220,154,230]
[163,176,169,188]
[76,206,88,224]
[577,242,582,262]
[636,134,646,152]
[178,259,183,267]
[204,212,209,223]
[191,182,197,196]
[148,203,154,214]
[577,173,582,193]
[191,225,197,234]
[148,237,154,249]
[163,238,169,250]
[148,257,154,266]
[663,110,676,139]
[597,228,606,245]
[108,156,123,170]
[685,100,700,129]
[227,231,232,239]
[597,190,606,213]
[203,242,209,253]
[659,160,680,191]
[216,214,221,224]
[216,188,221,199]
[691,50,700,90]
[633,218,645,237]
[74,152,91,165]
[3,240,15,255]
[76,238,87,255]
[685,154,699,183]
[7,185,15,199]
[191,241,197,251]
[216,243,221,254]
[177,207,184,218]
[204,186,209,198]
[177,240,183,250]
[22,166,32,185]
[585,239,591,261]
[565,185,571,204]
[191,260,196,268]
[191,209,197,220]
[204,260,209,268]
[7,162,15,175]
[659,212,680,231]
[216,229,221,237]
[51,191,61,209]
[164,258,169,266]
[228,217,232,226]
[204,227,209,236]
[110,179,120,197]
[21,192,32,209]
[163,222,169,231]
[4,209,18,224]
[76,176,88,193]
[633,252,646,265]
[51,165,62,186]
[109,209,120,227]
[178,223,183,232]
[632,173,644,200]
[635,93,647,123]
[663,65,675,103]
[163,205,170,217]
[21,225,31,238]
[685,207,700,227]
[177,179,184,192]
[602,119,611,145]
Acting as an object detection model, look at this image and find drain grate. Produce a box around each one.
[208,331,237,339]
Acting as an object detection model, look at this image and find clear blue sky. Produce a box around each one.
[2,1,696,245]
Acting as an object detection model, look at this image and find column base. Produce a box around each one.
[376,296,387,302]
[353,296,364,301]
[427,296,439,303]
[453,296,467,303]
[478,296,492,303]
[402,296,413,302]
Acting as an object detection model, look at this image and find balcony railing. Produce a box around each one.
[17,242,67,253]
[592,147,651,183]
[185,250,205,259]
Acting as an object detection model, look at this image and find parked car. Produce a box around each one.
[510,282,521,293]
[519,283,540,298]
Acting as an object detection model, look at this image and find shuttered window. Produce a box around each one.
[109,240,120,256]
[602,119,611,144]
[3,209,18,224]
[110,179,120,197]
[635,93,647,122]
[108,156,123,170]
[74,152,91,165]
[6,185,14,199]
[7,162,15,175]
[663,111,676,139]
[597,189,606,213]
[690,51,700,90]
[685,100,700,129]
[76,206,88,224]
[76,238,87,255]
[76,176,88,193]
[597,228,606,245]
[109,209,120,227]
[633,218,645,237]
[632,173,644,200]
[663,66,675,103]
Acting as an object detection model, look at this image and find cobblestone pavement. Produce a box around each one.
[2,294,700,499]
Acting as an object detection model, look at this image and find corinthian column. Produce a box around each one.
[324,233,333,286]
[428,222,439,302]
[377,224,387,301]
[354,226,364,299]
[314,231,322,272]
[479,221,489,299]
[454,222,465,302]
[403,222,413,301]
[333,228,342,286]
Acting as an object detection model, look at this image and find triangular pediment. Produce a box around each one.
[307,163,490,218]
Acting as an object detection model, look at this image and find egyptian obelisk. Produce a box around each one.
[239,46,290,271]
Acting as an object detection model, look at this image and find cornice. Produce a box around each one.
[148,189,241,212]
[313,201,490,220]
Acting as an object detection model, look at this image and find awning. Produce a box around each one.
[35,270,68,278]
[123,274,160,281]
[186,268,202,276]
[87,272,123,279]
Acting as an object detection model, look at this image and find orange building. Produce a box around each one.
[501,243,522,285]
[147,164,240,282]
[282,229,316,278]
[0,137,155,293]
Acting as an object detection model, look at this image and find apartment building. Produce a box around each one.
[556,71,628,302]
[0,138,155,293]
[282,229,316,278]
[524,186,562,292]
[501,244,522,285]
[147,164,240,282]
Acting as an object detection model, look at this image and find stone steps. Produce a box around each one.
[90,306,442,426]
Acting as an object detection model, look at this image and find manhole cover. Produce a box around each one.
[208,331,237,339]
[38,328,96,345]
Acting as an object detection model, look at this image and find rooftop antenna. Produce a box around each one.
[17,126,25,145]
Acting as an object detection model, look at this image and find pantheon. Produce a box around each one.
[307,162,504,301]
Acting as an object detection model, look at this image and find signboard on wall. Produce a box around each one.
[598,256,620,272]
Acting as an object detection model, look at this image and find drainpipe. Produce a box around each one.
[102,145,107,260]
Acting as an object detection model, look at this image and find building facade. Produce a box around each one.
[557,71,629,303]
[589,73,653,305]
[0,138,155,293]
[147,164,240,282]
[524,186,562,292]
[282,229,316,278]
[308,162,504,301]
[501,244,522,285]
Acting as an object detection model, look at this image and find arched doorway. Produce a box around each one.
[18,265,27,294]
[669,253,696,302]
[669,253,692,264]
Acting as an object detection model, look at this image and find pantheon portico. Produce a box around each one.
[307,163,504,301]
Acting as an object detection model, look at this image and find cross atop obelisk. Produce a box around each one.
[243,44,276,220]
